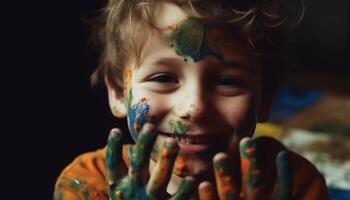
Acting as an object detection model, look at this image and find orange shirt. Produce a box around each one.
[54,137,329,199]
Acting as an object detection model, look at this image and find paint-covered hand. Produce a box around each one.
[106,123,196,200]
[198,137,292,200]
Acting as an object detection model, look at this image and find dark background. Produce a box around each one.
[3,0,349,199]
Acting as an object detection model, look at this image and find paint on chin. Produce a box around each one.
[166,17,223,62]
[127,89,151,141]
[169,119,191,135]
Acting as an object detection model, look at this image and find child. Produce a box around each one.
[54,0,329,199]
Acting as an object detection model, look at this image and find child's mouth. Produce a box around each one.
[158,131,216,153]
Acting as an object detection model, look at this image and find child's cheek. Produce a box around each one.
[225,93,258,137]
[238,93,258,137]
[126,88,152,141]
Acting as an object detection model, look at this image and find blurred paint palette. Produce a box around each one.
[255,123,350,199]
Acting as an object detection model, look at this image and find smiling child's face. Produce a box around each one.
[107,2,264,179]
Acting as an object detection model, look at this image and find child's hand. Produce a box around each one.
[106,123,195,200]
[198,138,292,200]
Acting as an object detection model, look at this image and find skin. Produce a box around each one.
[106,123,195,200]
[105,2,292,199]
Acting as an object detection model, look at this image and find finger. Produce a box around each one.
[275,151,293,200]
[106,128,124,188]
[146,138,179,198]
[169,176,196,200]
[213,152,239,200]
[198,181,216,200]
[240,137,263,200]
[129,123,157,182]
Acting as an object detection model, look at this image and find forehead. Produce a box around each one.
[130,2,259,72]
[152,2,187,29]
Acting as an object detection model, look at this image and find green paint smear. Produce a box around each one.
[239,139,263,189]
[213,159,231,175]
[114,177,150,200]
[55,178,91,200]
[169,119,191,135]
[224,192,235,200]
[165,17,222,62]
[106,131,124,186]
[130,128,156,173]
[127,89,133,108]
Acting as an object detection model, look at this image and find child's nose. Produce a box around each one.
[177,88,209,122]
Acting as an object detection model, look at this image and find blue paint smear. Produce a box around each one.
[127,101,150,141]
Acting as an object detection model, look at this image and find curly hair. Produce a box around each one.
[91,0,304,99]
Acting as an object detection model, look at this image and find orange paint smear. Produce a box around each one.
[241,158,251,173]
[245,147,255,156]
[176,156,186,170]
[123,66,132,96]
[161,149,169,158]
[140,97,147,102]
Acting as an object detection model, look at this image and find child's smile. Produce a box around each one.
[107,1,262,181]
[119,5,262,180]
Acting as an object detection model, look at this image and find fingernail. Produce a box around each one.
[198,181,213,192]
[184,176,195,184]
[276,151,290,165]
[213,152,228,162]
[142,123,156,134]
[213,153,230,174]
[240,137,254,148]
[109,128,122,138]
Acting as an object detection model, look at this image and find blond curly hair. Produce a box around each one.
[91,0,304,100]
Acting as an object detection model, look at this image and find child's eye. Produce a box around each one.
[216,76,243,87]
[149,74,178,83]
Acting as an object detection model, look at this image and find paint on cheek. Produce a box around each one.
[169,119,191,135]
[127,89,151,141]
[166,17,223,62]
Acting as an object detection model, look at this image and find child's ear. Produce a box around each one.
[105,77,127,118]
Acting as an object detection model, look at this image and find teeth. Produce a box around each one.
[166,134,208,144]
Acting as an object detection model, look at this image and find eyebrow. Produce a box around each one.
[151,57,184,68]
[151,57,245,70]
[216,60,242,69]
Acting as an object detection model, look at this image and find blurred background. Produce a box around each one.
[2,0,349,199]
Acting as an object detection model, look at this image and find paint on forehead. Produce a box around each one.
[127,89,151,141]
[165,17,223,62]
[169,119,191,135]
